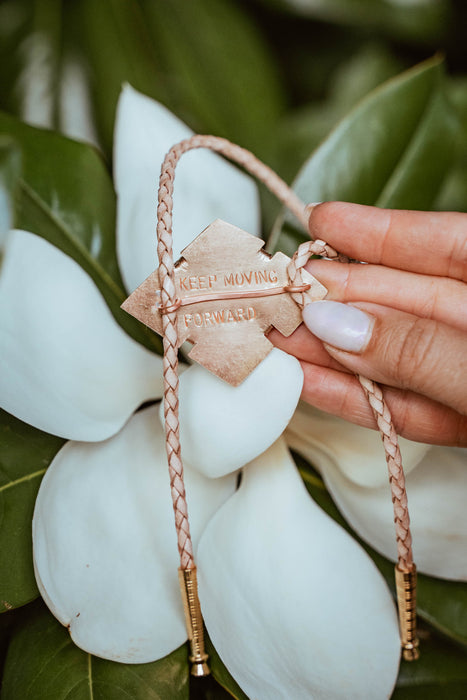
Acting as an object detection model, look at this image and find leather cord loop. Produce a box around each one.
[156,134,414,576]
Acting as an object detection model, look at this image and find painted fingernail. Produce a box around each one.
[302,300,374,353]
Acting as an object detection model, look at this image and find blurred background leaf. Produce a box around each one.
[0,0,60,129]
[0,0,285,160]
[72,0,285,157]
[276,42,404,182]
[136,0,285,157]
[255,0,451,44]
[269,57,460,255]
[69,0,168,156]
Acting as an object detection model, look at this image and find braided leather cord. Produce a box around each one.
[157,135,315,567]
[156,134,414,574]
[287,241,414,571]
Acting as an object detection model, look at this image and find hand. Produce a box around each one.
[270,202,467,446]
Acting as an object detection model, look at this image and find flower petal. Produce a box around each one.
[33,405,237,663]
[287,405,467,579]
[313,443,467,580]
[160,348,303,478]
[198,439,400,699]
[287,402,430,488]
[0,230,164,441]
[114,85,260,293]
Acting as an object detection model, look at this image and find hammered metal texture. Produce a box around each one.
[122,219,327,385]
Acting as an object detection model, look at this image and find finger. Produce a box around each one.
[309,202,467,282]
[302,300,467,415]
[269,325,349,371]
[307,259,467,331]
[300,362,467,446]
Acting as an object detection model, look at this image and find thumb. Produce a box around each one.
[302,300,467,416]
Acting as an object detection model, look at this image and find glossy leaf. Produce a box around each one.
[0,109,119,282]
[374,88,458,210]
[277,43,402,183]
[139,0,284,155]
[0,410,64,610]
[258,0,450,43]
[435,77,467,212]
[270,58,459,255]
[0,110,160,351]
[1,602,189,699]
[296,455,467,648]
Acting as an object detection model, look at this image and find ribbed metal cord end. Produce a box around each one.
[178,567,210,676]
[395,565,420,661]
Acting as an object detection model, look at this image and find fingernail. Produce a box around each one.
[302,300,374,353]
[305,202,323,217]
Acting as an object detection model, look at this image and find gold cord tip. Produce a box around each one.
[395,565,420,662]
[190,658,211,677]
[402,640,420,662]
[178,567,210,677]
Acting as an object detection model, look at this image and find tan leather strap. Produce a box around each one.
[287,241,414,571]
[156,134,414,576]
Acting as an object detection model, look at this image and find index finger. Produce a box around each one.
[308,202,467,282]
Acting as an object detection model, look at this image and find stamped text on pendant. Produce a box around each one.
[121,219,327,385]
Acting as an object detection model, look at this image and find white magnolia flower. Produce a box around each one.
[1,86,402,698]
[287,402,467,581]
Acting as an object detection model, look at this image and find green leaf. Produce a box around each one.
[277,43,402,182]
[0,410,64,610]
[435,78,467,212]
[71,0,167,155]
[205,636,249,700]
[296,456,467,650]
[393,628,467,699]
[0,110,121,283]
[139,0,285,155]
[270,57,459,255]
[1,602,189,699]
[73,0,285,157]
[0,137,21,242]
[435,160,467,213]
[447,77,467,142]
[0,110,161,352]
[416,577,467,649]
[374,88,459,210]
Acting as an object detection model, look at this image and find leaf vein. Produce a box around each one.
[0,468,47,493]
